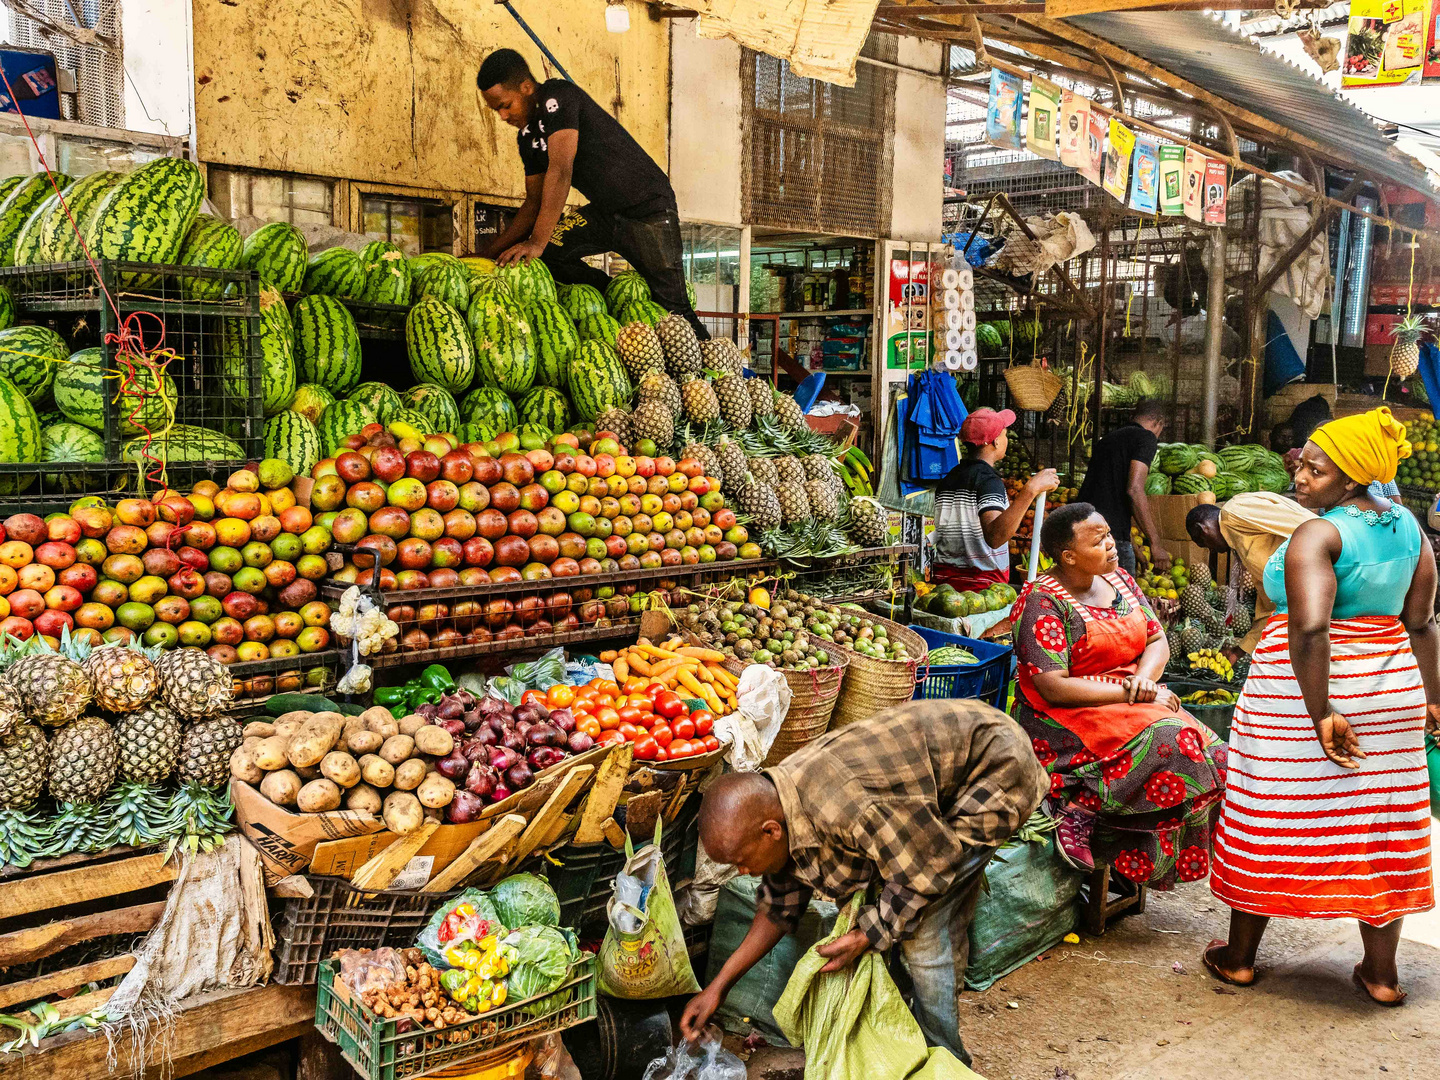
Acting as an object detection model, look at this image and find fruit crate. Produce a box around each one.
[0,260,264,462]
[314,952,597,1080]
[271,876,459,986]
[228,649,347,704]
[909,626,1013,709]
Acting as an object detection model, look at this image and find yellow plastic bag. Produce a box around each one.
[773,896,984,1080]
[598,819,701,999]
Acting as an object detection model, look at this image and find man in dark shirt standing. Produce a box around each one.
[476,49,707,337]
[1077,398,1170,574]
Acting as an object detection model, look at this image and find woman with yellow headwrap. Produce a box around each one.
[1207,408,1438,1005]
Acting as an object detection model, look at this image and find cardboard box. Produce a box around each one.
[232,779,384,885]
[1148,493,1215,544]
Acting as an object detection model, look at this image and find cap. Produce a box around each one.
[960,407,1017,446]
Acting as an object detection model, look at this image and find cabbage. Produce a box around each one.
[504,924,577,1016]
[490,872,561,929]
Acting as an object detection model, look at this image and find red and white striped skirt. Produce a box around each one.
[1210,615,1434,926]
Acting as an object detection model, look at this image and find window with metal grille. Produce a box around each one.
[742,48,893,237]
[361,195,454,256]
[208,167,336,228]
[5,0,123,127]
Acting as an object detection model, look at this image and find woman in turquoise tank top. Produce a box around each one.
[1206,409,1440,1006]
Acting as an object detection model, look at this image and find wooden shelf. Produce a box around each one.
[766,309,873,319]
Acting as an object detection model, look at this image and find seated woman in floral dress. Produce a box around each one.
[1010,501,1227,888]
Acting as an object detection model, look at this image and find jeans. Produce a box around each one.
[1114,539,1137,577]
[895,843,998,1067]
[542,203,709,339]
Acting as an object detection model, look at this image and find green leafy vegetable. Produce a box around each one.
[490,872,560,929]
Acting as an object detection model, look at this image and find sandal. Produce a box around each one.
[1352,965,1407,1007]
[1202,940,1255,987]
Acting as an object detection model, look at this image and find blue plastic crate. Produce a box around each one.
[910,626,1013,709]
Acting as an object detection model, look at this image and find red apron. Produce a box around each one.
[1016,573,1196,759]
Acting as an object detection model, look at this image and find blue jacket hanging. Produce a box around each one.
[902,370,968,484]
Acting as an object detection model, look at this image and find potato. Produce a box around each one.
[346,782,383,815]
[321,751,361,789]
[288,714,346,768]
[392,758,427,791]
[379,734,415,765]
[294,763,322,780]
[359,754,395,789]
[416,772,456,809]
[397,713,428,737]
[345,728,383,756]
[298,778,343,813]
[253,735,291,771]
[230,744,263,784]
[274,717,304,742]
[260,769,301,807]
[362,707,400,738]
[412,725,454,758]
[242,735,264,752]
[275,710,313,727]
[244,721,277,739]
[382,791,424,835]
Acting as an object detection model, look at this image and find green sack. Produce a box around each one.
[773,895,984,1080]
[1427,733,1440,818]
[598,818,701,999]
[965,835,1084,991]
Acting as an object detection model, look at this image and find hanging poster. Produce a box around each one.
[1202,158,1229,226]
[1102,118,1135,203]
[1158,145,1185,216]
[1427,8,1440,78]
[1080,110,1106,186]
[1026,77,1061,160]
[986,69,1024,149]
[1342,0,1430,86]
[1182,147,1207,222]
[1129,134,1160,215]
[1057,91,1090,167]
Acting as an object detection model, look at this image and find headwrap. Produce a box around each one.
[1309,407,1411,486]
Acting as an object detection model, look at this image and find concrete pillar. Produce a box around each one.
[1203,227,1226,446]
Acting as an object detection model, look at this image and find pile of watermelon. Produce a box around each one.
[1148,442,1290,499]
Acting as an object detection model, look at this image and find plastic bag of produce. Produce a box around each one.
[506,647,567,690]
[417,889,507,969]
[490,872,561,928]
[642,1039,746,1080]
[599,819,701,999]
[505,924,579,1016]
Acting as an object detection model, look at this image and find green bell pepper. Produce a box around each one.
[408,687,443,710]
[420,664,455,691]
[373,686,408,707]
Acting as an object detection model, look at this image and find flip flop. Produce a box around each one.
[1202,940,1255,987]
[1352,965,1407,1007]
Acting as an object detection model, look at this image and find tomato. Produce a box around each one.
[628,695,654,712]
[670,739,692,758]
[597,730,626,747]
[597,679,620,696]
[691,710,714,736]
[655,691,685,719]
[618,705,643,726]
[546,684,576,709]
[652,745,669,761]
[623,677,649,694]
[577,716,601,739]
[702,735,720,753]
[650,723,673,748]
[645,681,666,702]
[596,707,621,731]
[672,717,696,741]
[522,689,545,706]
[618,722,641,742]
[633,735,658,761]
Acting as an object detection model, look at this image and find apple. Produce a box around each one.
[346,482,387,513]
[335,451,372,483]
[500,452,535,487]
[397,537,433,570]
[488,482,521,514]
[507,510,538,539]
[369,505,412,540]
[372,446,407,483]
[493,536,531,568]
[440,450,474,484]
[354,534,398,567]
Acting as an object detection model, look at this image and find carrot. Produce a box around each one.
[613,657,629,681]
[650,657,687,679]
[694,664,715,684]
[707,664,737,689]
[599,650,618,663]
[678,646,726,662]
[636,643,681,661]
[627,655,654,676]
[677,669,707,698]
[701,686,724,713]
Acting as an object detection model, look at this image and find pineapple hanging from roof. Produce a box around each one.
[1390,314,1429,379]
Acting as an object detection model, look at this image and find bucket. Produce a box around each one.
[562,996,673,1080]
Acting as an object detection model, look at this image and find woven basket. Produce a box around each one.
[1004,360,1062,412]
[830,615,930,729]
[726,654,849,766]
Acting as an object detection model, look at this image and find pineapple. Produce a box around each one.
[1180,582,1209,620]
[0,677,21,738]
[48,716,117,805]
[739,477,783,530]
[1166,627,1184,659]
[802,454,842,497]
[747,378,775,420]
[1179,622,1205,653]
[681,376,720,426]
[179,718,243,787]
[681,442,723,484]
[846,497,890,547]
[715,437,748,494]
[594,407,632,447]
[1232,606,1253,637]
[714,374,753,429]
[7,652,92,727]
[616,322,666,382]
[1390,314,1426,378]
[775,455,806,487]
[805,479,839,521]
[748,455,780,489]
[156,648,234,720]
[1202,605,1226,637]
[0,722,47,809]
[83,645,159,714]
[1238,568,1256,603]
[631,399,674,448]
[776,480,811,526]
[637,371,684,420]
[701,338,744,376]
[114,702,182,784]
[773,392,807,433]
[1046,382,1070,426]
[1187,561,1213,590]
[656,314,703,378]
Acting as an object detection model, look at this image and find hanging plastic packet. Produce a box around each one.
[1129,134,1160,215]
[417,888,510,969]
[1102,117,1135,203]
[1202,157,1229,226]
[1183,147,1207,222]
[1080,110,1106,186]
[1057,90,1089,168]
[1159,144,1185,215]
[329,585,398,694]
[986,69,1023,150]
[1025,77,1061,160]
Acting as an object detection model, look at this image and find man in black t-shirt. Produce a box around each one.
[476,50,707,337]
[1077,399,1169,575]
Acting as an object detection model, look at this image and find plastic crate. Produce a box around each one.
[1165,676,1239,741]
[314,952,597,1080]
[273,877,459,986]
[910,626,1013,709]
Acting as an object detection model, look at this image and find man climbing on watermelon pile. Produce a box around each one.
[1078,398,1170,576]
[931,407,1057,591]
[476,49,709,338]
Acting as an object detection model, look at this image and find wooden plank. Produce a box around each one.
[0,956,135,1011]
[573,743,634,845]
[0,844,155,882]
[622,789,665,843]
[0,901,165,968]
[602,818,627,850]
[349,818,441,892]
[507,766,595,870]
[421,814,527,893]
[0,853,175,919]
[30,985,116,1023]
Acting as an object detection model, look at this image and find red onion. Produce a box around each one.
[501,730,526,753]
[462,709,483,731]
[515,702,550,726]
[437,717,466,738]
[505,762,534,789]
[470,728,497,751]
[447,790,483,823]
[418,702,440,720]
[486,716,508,737]
[453,689,476,708]
[437,698,465,721]
[465,763,497,797]
[526,723,561,748]
[437,750,469,780]
[488,746,520,772]
[568,731,595,754]
[477,697,506,716]
[490,783,512,803]
[550,708,575,734]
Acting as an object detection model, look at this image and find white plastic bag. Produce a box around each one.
[642,1040,746,1080]
[717,665,790,772]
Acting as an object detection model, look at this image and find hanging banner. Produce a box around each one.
[1025,77,1061,160]
[986,69,1024,149]
[1102,117,1135,203]
[1057,91,1090,167]
[1159,144,1185,216]
[1202,158,1229,226]
[1342,0,1430,86]
[1182,147,1207,222]
[1129,134,1160,215]
[1080,110,1106,186]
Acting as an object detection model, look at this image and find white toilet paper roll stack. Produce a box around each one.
[958,289,975,312]
[944,308,964,331]
[942,288,961,311]
[941,267,961,290]
[960,351,978,372]
[944,328,964,351]
[958,328,977,352]
[960,308,977,331]
[956,267,974,290]
[943,350,964,371]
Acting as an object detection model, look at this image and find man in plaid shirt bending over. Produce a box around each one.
[680,699,1047,1064]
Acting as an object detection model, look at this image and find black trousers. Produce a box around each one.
[542,204,709,339]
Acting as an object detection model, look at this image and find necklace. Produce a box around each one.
[1338,503,1402,526]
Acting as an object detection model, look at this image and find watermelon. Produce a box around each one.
[292,294,362,395]
[175,214,242,300]
[468,275,516,309]
[616,299,666,327]
[0,375,41,493]
[13,190,62,266]
[40,421,104,492]
[0,177,23,203]
[558,283,607,322]
[496,260,557,306]
[55,346,178,437]
[85,158,202,284]
[316,399,377,456]
[290,384,336,425]
[0,174,71,266]
[460,385,518,437]
[1154,443,1200,476]
[605,270,649,312]
[1144,472,1171,496]
[122,424,243,466]
[469,304,536,395]
[517,386,569,434]
[406,296,475,393]
[1210,470,1247,500]
[241,222,308,293]
[388,407,433,434]
[263,411,322,476]
[0,325,67,405]
[526,299,579,388]
[976,323,1004,351]
[303,247,367,300]
[566,341,631,422]
[224,285,296,416]
[40,171,122,263]
[0,286,14,332]
[359,241,411,306]
[399,383,460,435]
[576,312,621,349]
[350,382,404,426]
[414,257,471,313]
[1171,472,1211,495]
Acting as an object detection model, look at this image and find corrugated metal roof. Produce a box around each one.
[1070,10,1438,196]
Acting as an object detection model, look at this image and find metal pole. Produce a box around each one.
[496,1,574,83]
[1027,492,1047,582]
[1202,226,1226,447]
